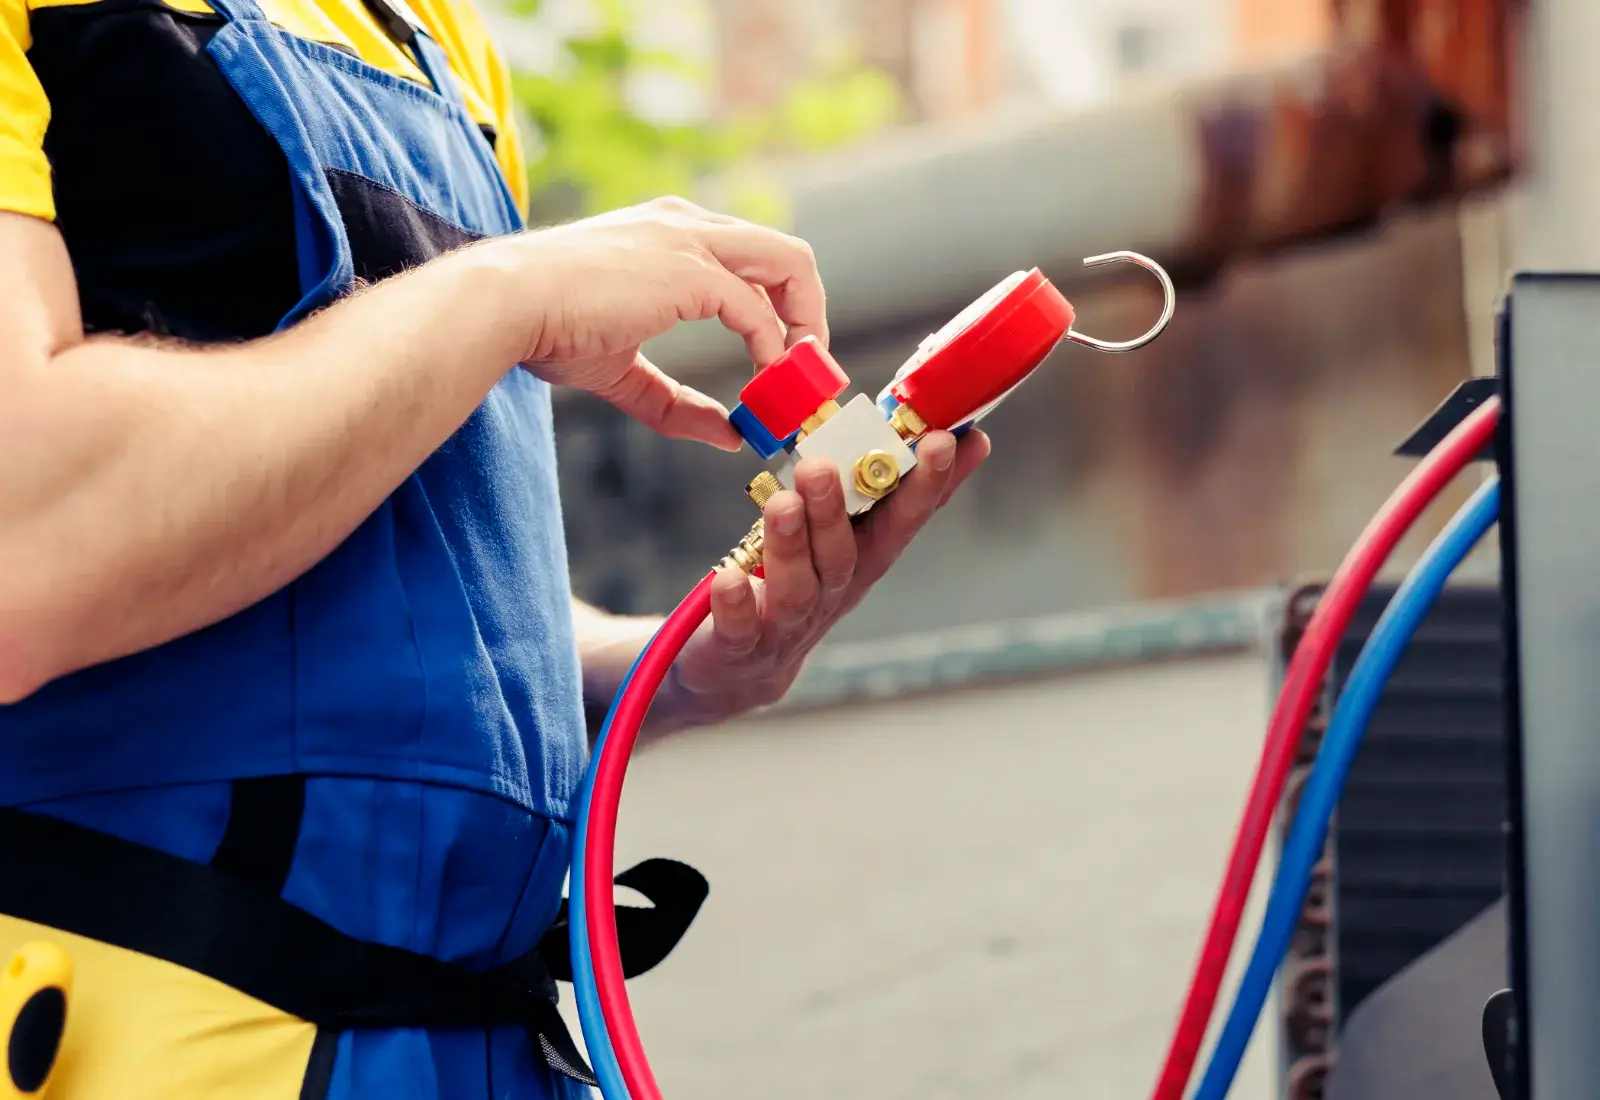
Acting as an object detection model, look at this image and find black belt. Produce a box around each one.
[0,777,707,1094]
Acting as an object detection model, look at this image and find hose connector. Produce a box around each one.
[888,402,927,443]
[720,518,766,574]
[745,471,783,509]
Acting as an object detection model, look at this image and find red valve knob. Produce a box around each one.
[737,336,851,440]
[891,269,1074,430]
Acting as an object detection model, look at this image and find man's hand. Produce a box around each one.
[658,428,990,730]
[516,196,826,453]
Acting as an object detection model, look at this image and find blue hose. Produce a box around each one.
[571,643,655,1100]
[1192,475,1502,1100]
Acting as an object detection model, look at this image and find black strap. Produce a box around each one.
[0,803,708,1088]
[0,805,560,1025]
[297,1030,339,1100]
[207,777,708,983]
[539,858,709,983]
[211,776,306,894]
[358,0,417,47]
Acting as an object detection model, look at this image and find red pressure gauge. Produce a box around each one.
[730,252,1175,457]
[880,252,1176,432]
[888,269,1074,430]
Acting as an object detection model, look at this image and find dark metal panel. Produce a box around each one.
[1496,273,1600,1100]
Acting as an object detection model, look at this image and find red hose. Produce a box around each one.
[585,572,715,1100]
[1149,395,1500,1100]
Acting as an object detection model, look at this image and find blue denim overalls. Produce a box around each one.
[0,0,601,1094]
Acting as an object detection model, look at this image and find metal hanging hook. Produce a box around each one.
[1062,251,1176,354]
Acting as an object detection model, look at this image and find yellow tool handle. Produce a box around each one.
[0,943,71,1098]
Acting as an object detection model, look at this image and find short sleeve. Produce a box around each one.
[0,0,52,221]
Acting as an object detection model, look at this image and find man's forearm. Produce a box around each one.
[571,598,725,742]
[0,226,542,698]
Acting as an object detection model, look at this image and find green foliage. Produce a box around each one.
[770,66,902,153]
[506,0,901,226]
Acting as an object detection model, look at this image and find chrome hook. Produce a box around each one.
[1062,251,1176,354]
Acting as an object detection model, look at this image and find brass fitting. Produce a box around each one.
[852,449,900,499]
[888,402,927,442]
[798,399,842,438]
[720,518,766,574]
[745,470,783,509]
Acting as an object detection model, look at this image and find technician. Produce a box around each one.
[0,0,988,1093]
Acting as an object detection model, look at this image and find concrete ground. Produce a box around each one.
[562,652,1277,1100]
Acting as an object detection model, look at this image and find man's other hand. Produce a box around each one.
[666,428,990,725]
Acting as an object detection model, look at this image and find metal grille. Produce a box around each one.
[1276,579,1506,1098]
[1277,584,1338,1100]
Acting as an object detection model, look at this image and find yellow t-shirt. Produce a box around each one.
[0,0,528,222]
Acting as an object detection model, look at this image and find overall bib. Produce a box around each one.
[0,0,702,1094]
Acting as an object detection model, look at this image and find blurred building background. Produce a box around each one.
[512,0,1515,637]
[493,0,1530,1097]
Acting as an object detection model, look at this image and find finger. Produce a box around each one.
[699,224,829,350]
[658,202,812,308]
[759,489,820,633]
[708,565,762,656]
[750,284,788,343]
[937,429,991,508]
[854,430,959,580]
[793,457,856,598]
[764,278,826,352]
[595,352,743,451]
[699,267,788,367]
